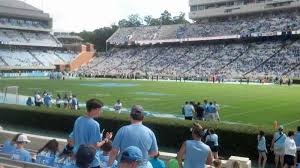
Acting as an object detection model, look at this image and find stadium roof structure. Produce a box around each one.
[0,0,51,21]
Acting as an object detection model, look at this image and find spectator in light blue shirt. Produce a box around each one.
[0,133,20,154]
[177,123,213,168]
[257,131,267,168]
[70,98,113,168]
[99,141,118,168]
[149,152,166,168]
[11,134,32,163]
[36,139,59,167]
[44,94,52,107]
[109,105,158,168]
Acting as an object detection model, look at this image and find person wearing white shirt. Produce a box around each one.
[114,100,122,114]
[284,131,297,168]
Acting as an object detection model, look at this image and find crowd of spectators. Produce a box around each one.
[79,39,300,80]
[1,98,225,168]
[2,98,300,168]
[108,11,300,44]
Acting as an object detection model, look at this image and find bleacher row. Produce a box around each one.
[0,129,251,168]
[0,17,48,30]
[0,29,61,47]
[0,48,78,68]
[107,11,300,44]
[78,39,300,79]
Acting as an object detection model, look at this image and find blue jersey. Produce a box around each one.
[1,140,16,154]
[113,123,158,167]
[11,148,32,163]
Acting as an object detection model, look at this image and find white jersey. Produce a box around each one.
[114,103,122,112]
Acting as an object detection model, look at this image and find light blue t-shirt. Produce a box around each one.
[54,155,76,168]
[1,140,16,154]
[11,148,32,163]
[184,104,194,117]
[71,116,101,167]
[44,95,51,105]
[257,136,267,151]
[99,152,118,168]
[274,132,286,147]
[295,132,300,148]
[206,134,218,146]
[36,150,58,166]
[112,123,158,167]
[150,158,166,168]
[206,105,216,113]
[184,140,210,168]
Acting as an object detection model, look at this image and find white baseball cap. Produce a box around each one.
[17,134,31,143]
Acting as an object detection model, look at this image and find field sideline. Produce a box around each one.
[0,78,300,129]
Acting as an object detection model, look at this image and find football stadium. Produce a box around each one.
[0,0,300,167]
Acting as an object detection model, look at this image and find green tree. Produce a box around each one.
[160,10,173,25]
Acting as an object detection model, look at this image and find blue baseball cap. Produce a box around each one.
[121,146,143,162]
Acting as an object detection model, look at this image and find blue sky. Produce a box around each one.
[25,0,190,32]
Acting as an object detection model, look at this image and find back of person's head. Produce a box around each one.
[297,126,300,132]
[232,161,241,168]
[76,145,96,168]
[288,131,295,137]
[117,99,120,103]
[213,159,222,168]
[185,101,188,104]
[120,146,143,163]
[100,140,112,153]
[209,102,213,105]
[278,125,284,133]
[189,101,193,105]
[209,129,215,134]
[192,123,203,138]
[38,139,59,154]
[204,100,207,103]
[259,130,264,137]
[86,98,103,112]
[197,102,201,106]
[130,105,144,121]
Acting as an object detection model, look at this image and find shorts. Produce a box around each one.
[258,149,267,153]
[274,146,285,155]
[284,155,295,166]
[206,113,217,121]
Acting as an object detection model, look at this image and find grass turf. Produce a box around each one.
[0,78,299,129]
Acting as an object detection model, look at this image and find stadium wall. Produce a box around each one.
[0,104,276,160]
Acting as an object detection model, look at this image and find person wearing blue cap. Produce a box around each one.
[109,105,158,168]
[118,146,143,168]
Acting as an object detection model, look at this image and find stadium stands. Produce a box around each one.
[107,11,300,44]
[79,39,300,79]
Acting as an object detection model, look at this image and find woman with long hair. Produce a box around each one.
[36,139,59,166]
[257,130,267,168]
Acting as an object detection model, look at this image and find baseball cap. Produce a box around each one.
[16,134,31,143]
[279,125,284,130]
[121,146,143,162]
[76,145,96,168]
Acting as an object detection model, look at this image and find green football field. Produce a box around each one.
[0,78,300,129]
